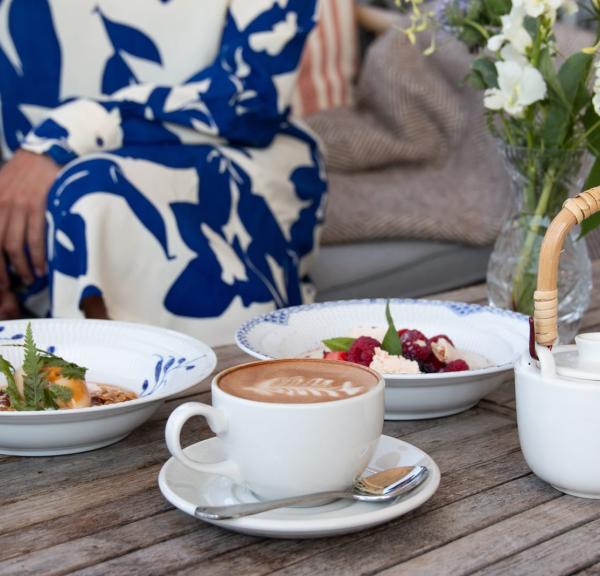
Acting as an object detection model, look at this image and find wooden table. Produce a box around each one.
[2,263,600,576]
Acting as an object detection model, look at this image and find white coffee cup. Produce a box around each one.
[165,358,384,500]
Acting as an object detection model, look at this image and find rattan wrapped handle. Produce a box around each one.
[534,186,600,346]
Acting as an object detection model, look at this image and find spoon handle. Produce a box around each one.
[195,490,353,520]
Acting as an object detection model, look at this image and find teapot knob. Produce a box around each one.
[575,333,600,367]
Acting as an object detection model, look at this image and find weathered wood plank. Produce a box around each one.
[69,530,255,576]
[0,488,171,562]
[427,283,487,305]
[0,411,523,572]
[0,465,160,535]
[475,517,600,576]
[0,410,210,507]
[0,510,251,576]
[390,410,512,455]
[171,475,558,576]
[165,449,533,576]
[576,562,600,575]
[378,496,600,575]
[424,425,519,474]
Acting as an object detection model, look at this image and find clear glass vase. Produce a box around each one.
[487,145,593,343]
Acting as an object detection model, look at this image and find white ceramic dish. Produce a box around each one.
[0,319,216,456]
[159,434,440,538]
[236,299,529,419]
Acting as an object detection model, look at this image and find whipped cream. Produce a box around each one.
[369,347,421,374]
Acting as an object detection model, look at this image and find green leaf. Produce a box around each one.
[381,301,402,356]
[583,105,600,156]
[558,52,593,107]
[538,49,566,106]
[47,384,73,407]
[322,337,355,352]
[580,156,600,237]
[470,57,498,90]
[22,323,45,410]
[41,355,87,381]
[0,355,23,410]
[482,0,511,19]
[541,52,593,149]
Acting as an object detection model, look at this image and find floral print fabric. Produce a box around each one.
[0,0,326,344]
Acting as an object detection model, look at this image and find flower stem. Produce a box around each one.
[511,167,557,314]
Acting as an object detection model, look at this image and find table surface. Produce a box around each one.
[2,263,600,576]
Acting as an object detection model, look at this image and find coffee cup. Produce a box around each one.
[165,358,384,500]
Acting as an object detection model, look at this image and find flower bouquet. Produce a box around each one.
[399,0,600,338]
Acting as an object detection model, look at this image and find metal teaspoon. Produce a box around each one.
[194,465,429,520]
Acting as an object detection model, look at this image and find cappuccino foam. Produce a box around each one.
[217,359,379,404]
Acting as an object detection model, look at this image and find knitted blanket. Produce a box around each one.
[305,28,511,247]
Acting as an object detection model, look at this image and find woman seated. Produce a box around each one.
[0,0,326,344]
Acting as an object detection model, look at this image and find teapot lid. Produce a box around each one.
[551,333,600,381]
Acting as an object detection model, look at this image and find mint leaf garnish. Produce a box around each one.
[381,301,402,356]
[322,337,355,352]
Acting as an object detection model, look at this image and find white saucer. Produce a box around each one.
[158,434,440,538]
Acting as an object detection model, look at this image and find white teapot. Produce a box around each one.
[514,188,600,499]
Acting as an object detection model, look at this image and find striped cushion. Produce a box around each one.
[292,0,357,117]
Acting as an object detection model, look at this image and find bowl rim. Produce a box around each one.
[235,298,529,380]
[0,318,217,418]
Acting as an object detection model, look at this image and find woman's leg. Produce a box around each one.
[46,136,325,344]
[80,295,109,319]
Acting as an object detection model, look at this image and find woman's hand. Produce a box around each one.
[0,149,60,287]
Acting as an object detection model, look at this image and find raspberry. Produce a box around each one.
[430,334,454,346]
[397,329,409,338]
[347,336,380,366]
[400,330,431,362]
[323,351,349,362]
[419,355,446,373]
[442,359,470,372]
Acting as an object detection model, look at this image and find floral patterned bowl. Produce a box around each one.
[0,319,216,456]
[236,299,529,419]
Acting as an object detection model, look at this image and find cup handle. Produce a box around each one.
[165,402,241,480]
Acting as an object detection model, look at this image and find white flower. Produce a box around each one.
[513,0,575,21]
[500,43,529,67]
[484,59,547,117]
[593,62,600,117]
[487,3,532,54]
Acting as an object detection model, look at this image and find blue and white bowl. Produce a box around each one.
[236,299,529,420]
[0,319,216,455]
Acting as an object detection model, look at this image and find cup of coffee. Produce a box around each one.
[165,358,384,500]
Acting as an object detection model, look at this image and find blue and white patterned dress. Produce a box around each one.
[0,0,326,344]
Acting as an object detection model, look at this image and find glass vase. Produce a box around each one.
[487,145,593,343]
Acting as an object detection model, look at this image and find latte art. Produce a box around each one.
[218,358,380,404]
[243,376,366,399]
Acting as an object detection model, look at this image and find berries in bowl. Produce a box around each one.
[235,299,529,420]
[322,303,491,376]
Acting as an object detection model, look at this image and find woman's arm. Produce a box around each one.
[21,0,320,164]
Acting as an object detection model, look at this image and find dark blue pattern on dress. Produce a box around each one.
[0,1,326,337]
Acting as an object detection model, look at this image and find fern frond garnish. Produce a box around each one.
[0,323,85,411]
[22,323,46,410]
